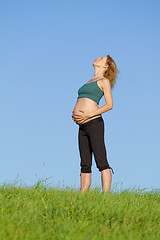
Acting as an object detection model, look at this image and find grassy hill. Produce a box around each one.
[0,181,159,240]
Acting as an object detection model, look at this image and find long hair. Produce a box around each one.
[103,55,120,89]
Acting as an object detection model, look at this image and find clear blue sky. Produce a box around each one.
[1,0,160,192]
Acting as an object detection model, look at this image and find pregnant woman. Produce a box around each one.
[72,55,119,193]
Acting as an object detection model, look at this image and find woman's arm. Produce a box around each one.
[90,79,113,117]
[73,103,112,124]
[72,79,113,123]
[89,104,112,118]
[89,78,113,117]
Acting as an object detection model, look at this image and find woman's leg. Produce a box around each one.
[78,126,92,193]
[87,117,114,193]
[81,172,91,193]
[101,169,112,192]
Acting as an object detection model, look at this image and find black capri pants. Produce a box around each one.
[78,116,114,176]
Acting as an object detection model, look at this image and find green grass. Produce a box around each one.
[0,180,160,240]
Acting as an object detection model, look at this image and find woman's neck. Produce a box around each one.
[92,75,104,80]
[92,67,105,80]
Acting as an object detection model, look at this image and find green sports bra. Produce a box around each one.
[77,78,104,104]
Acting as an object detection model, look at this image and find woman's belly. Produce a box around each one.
[72,98,101,125]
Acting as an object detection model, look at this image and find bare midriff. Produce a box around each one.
[73,97,101,125]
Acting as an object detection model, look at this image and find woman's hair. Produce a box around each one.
[103,55,120,89]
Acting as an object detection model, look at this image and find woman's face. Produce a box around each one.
[93,56,108,68]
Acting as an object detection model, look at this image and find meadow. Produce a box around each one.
[0,180,159,240]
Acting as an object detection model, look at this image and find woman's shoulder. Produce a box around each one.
[99,77,110,85]
[101,77,110,82]
[98,78,110,91]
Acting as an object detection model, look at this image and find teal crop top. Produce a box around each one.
[77,78,104,104]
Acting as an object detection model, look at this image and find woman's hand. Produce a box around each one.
[72,110,91,124]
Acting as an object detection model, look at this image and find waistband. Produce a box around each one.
[79,116,103,127]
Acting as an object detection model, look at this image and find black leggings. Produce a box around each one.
[78,116,114,176]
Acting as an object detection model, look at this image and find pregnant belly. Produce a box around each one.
[73,98,101,125]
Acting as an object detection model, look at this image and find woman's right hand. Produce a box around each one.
[72,111,79,124]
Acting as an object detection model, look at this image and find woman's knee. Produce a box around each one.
[81,164,92,173]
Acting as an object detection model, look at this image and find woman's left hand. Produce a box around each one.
[72,110,91,124]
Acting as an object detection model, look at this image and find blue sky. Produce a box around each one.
[0,0,160,192]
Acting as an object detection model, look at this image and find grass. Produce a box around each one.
[0,180,160,240]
